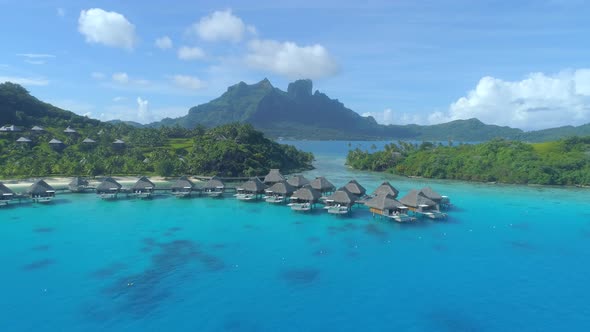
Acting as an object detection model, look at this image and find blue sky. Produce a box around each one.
[1,0,589,130]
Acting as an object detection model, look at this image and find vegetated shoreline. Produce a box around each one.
[346,137,590,187]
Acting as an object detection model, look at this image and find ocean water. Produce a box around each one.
[1,141,589,332]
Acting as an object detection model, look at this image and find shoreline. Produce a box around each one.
[0,176,179,193]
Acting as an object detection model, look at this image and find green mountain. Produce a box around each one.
[515,124,590,142]
[150,79,534,141]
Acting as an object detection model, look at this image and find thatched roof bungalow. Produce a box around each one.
[287,175,310,188]
[132,176,155,198]
[68,177,89,193]
[399,189,438,212]
[202,177,225,197]
[64,127,77,134]
[343,179,367,197]
[236,177,267,200]
[16,137,32,144]
[325,187,357,207]
[372,181,399,198]
[31,125,44,132]
[365,193,407,214]
[265,181,296,203]
[171,176,195,197]
[0,182,15,204]
[82,138,96,144]
[27,179,55,202]
[310,176,336,194]
[96,177,122,199]
[264,169,285,185]
[291,186,321,203]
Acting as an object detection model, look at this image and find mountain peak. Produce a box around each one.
[287,79,313,99]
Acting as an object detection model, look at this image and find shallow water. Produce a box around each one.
[1,141,589,331]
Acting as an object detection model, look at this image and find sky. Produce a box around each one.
[1,0,590,130]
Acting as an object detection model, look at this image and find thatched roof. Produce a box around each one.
[31,126,44,131]
[325,188,357,205]
[372,181,399,198]
[49,138,63,144]
[264,169,285,184]
[27,179,55,195]
[203,177,225,190]
[419,186,443,201]
[68,177,88,188]
[64,127,77,133]
[96,177,122,192]
[171,176,194,190]
[132,176,155,190]
[82,138,96,144]
[239,177,267,193]
[364,193,405,210]
[310,176,336,192]
[266,180,296,195]
[0,182,15,196]
[113,139,125,144]
[287,175,310,188]
[292,186,321,202]
[344,179,366,196]
[16,137,32,143]
[399,190,437,208]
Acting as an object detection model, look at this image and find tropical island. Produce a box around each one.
[0,82,313,178]
[346,137,590,186]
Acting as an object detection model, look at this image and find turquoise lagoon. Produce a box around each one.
[1,141,589,331]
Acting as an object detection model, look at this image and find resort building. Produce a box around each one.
[364,193,413,222]
[265,180,296,203]
[372,181,399,198]
[68,177,89,193]
[419,186,451,209]
[290,186,321,211]
[112,139,126,149]
[171,176,195,198]
[263,169,285,185]
[49,138,65,150]
[324,187,358,215]
[64,127,77,135]
[82,138,96,144]
[132,177,156,199]
[27,179,55,203]
[236,177,267,201]
[343,179,367,198]
[0,125,23,132]
[96,177,122,199]
[310,176,336,194]
[287,174,310,188]
[16,137,32,145]
[31,125,44,133]
[202,177,225,197]
[0,182,15,206]
[399,189,446,219]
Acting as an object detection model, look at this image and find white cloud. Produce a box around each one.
[57,8,66,17]
[113,96,126,102]
[155,36,173,50]
[91,72,105,80]
[177,46,205,60]
[0,76,49,86]
[191,9,250,42]
[430,69,590,130]
[362,108,427,126]
[171,75,206,90]
[17,53,55,59]
[112,72,129,84]
[78,8,137,50]
[137,97,152,122]
[246,39,339,79]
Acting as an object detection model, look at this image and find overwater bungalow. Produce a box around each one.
[236,177,267,201]
[265,180,296,203]
[419,186,451,209]
[27,179,55,203]
[364,193,414,222]
[310,176,336,194]
[343,179,367,198]
[0,182,15,206]
[372,181,399,198]
[287,174,310,188]
[324,188,357,215]
[68,177,89,193]
[171,176,195,198]
[263,169,285,185]
[132,177,155,199]
[399,190,447,219]
[289,186,321,212]
[96,177,122,199]
[202,177,225,198]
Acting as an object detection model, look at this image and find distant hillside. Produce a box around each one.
[149,79,538,141]
[515,124,590,142]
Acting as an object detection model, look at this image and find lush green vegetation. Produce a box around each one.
[0,83,313,178]
[346,137,590,186]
